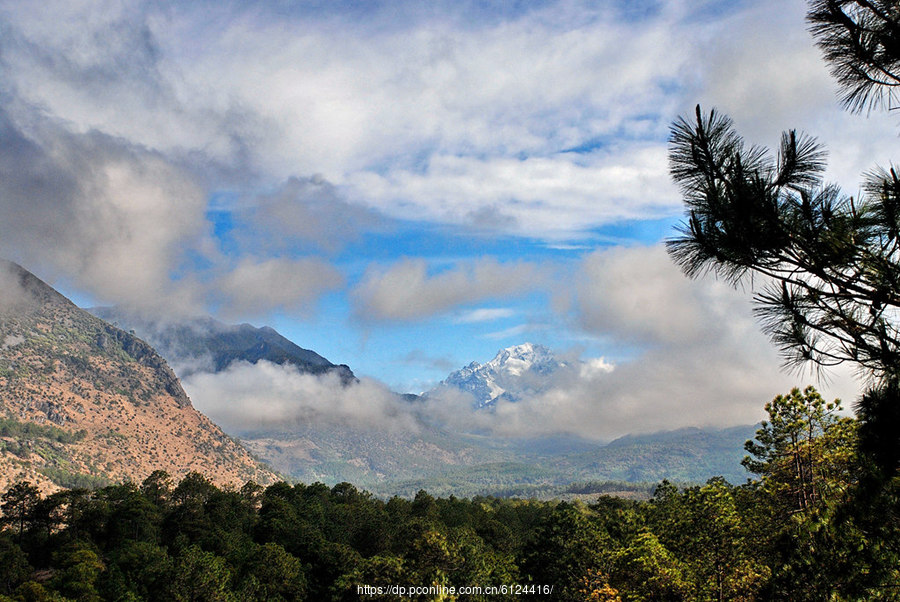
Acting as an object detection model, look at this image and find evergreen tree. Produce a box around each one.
[0,534,31,596]
[0,482,40,537]
[743,386,856,514]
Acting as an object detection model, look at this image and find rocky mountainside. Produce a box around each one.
[0,260,278,492]
[431,343,570,408]
[89,307,355,382]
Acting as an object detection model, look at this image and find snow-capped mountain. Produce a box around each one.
[432,343,569,408]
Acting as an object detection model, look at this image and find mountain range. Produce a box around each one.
[231,343,755,493]
[0,260,759,497]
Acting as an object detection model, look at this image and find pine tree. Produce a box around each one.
[667,0,900,473]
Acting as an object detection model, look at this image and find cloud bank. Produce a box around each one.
[0,0,897,319]
[4,0,889,255]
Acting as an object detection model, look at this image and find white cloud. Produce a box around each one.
[454,307,516,323]
[682,0,900,192]
[0,107,212,313]
[413,245,863,440]
[0,0,885,441]
[346,146,679,238]
[182,361,421,434]
[180,245,866,444]
[559,244,862,435]
[239,176,385,253]
[0,103,344,318]
[576,245,746,346]
[352,257,546,321]
[482,324,547,341]
[214,257,344,318]
[2,0,896,243]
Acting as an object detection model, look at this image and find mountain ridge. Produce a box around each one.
[88,307,355,383]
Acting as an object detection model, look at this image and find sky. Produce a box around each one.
[0,0,896,439]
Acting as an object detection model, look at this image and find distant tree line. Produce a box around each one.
[0,386,896,601]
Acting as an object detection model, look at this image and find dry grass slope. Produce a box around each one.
[0,260,278,492]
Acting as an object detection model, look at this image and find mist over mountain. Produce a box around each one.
[88,306,355,383]
[237,417,757,497]
[429,342,613,409]
[179,339,754,493]
[4,267,759,497]
[0,258,760,496]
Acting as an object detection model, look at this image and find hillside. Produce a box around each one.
[0,260,278,492]
[238,419,756,497]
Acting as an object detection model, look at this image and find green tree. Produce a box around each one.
[743,386,856,514]
[169,545,234,602]
[521,503,609,601]
[50,542,105,602]
[103,541,172,602]
[667,103,895,376]
[807,0,900,114]
[741,388,868,599]
[103,483,163,546]
[141,470,173,508]
[237,542,307,602]
[9,581,68,602]
[404,527,456,592]
[639,480,765,602]
[1,482,40,536]
[334,555,404,602]
[614,530,689,602]
[0,534,31,596]
[680,480,766,602]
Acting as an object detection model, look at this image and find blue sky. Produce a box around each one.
[0,0,894,437]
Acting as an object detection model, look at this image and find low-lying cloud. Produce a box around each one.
[182,361,422,435]
[569,245,862,431]
[0,262,32,311]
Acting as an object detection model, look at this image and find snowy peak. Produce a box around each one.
[485,343,558,377]
[434,343,568,409]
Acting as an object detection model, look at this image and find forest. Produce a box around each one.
[1,386,898,601]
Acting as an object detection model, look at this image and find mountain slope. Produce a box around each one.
[0,261,278,492]
[89,307,354,382]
